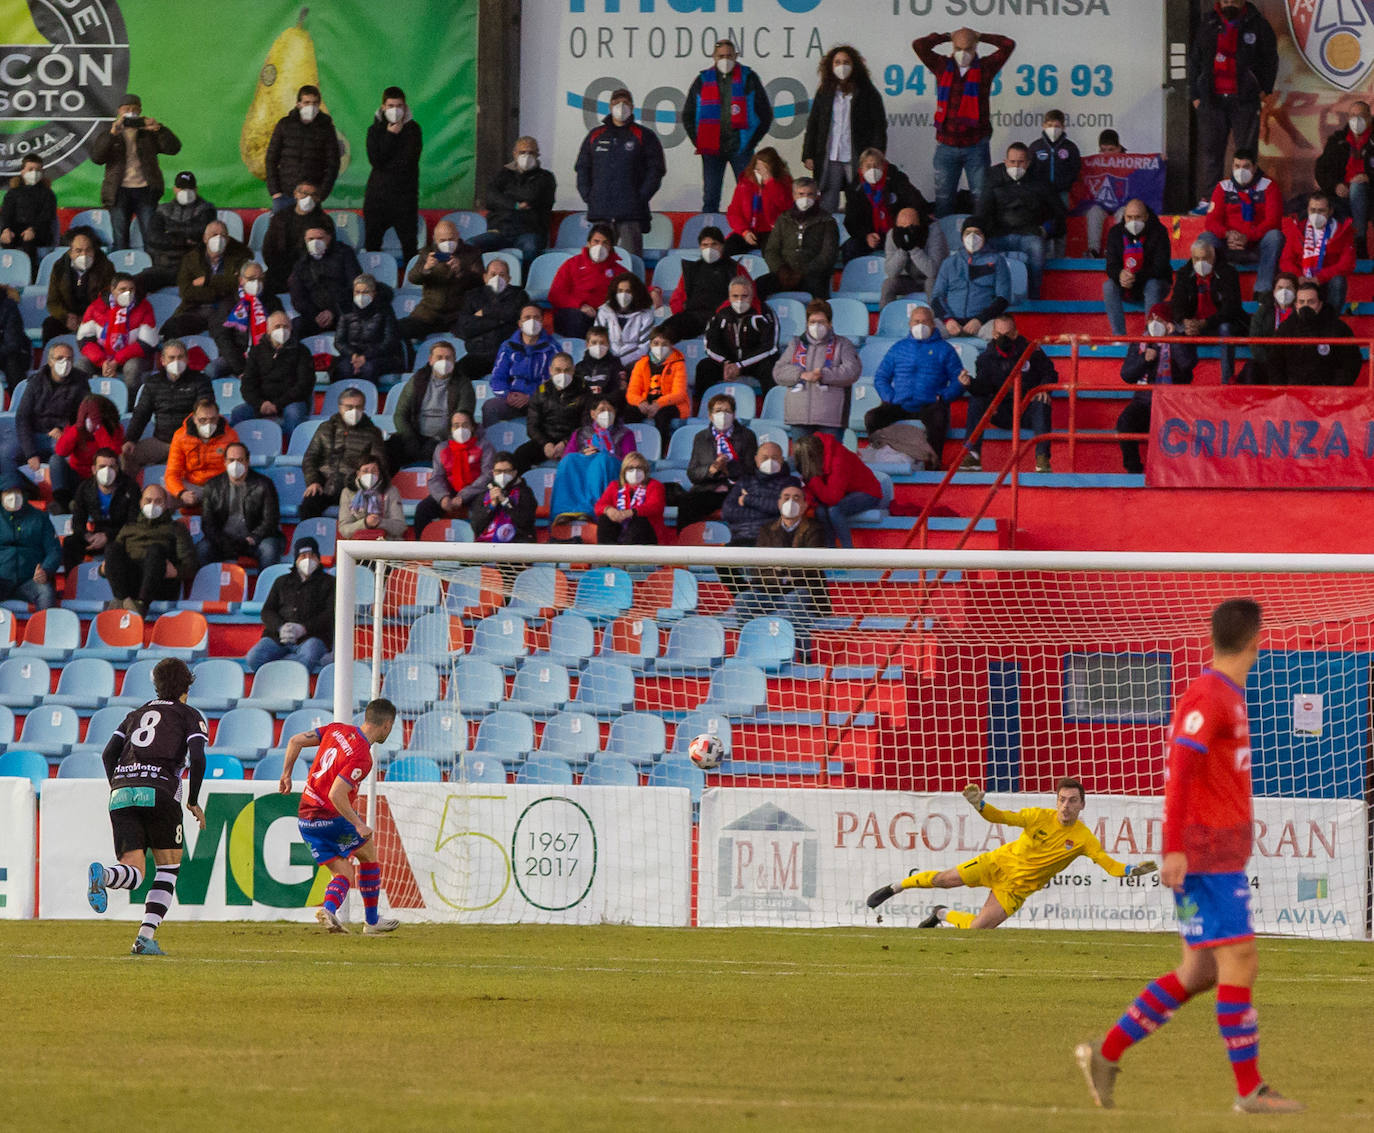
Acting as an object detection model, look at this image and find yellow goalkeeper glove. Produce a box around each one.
[962,784,985,810]
[1128,860,1158,877]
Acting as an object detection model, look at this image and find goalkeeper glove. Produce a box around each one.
[1127,860,1158,877]
[962,784,985,811]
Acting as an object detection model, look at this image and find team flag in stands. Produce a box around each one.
[1068,154,1165,216]
[1287,0,1374,91]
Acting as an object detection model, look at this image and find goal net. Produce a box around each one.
[334,544,1372,940]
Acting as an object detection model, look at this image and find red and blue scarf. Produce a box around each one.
[935,58,982,129]
[861,172,893,235]
[1301,220,1332,274]
[615,482,647,510]
[223,287,269,344]
[792,336,837,367]
[1213,5,1239,96]
[694,64,752,156]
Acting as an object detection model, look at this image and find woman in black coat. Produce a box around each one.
[801,45,887,214]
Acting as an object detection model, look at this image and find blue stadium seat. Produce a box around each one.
[190,658,246,713]
[321,380,378,417]
[670,711,731,757]
[625,422,662,462]
[49,657,116,709]
[380,214,428,257]
[181,333,219,362]
[416,333,466,361]
[0,703,16,745]
[419,518,473,543]
[380,658,441,717]
[555,212,594,248]
[736,616,797,671]
[243,563,291,615]
[147,291,180,327]
[505,565,565,618]
[643,212,675,263]
[443,210,488,240]
[767,296,807,342]
[386,755,443,782]
[326,210,362,246]
[734,252,766,278]
[35,248,66,286]
[574,567,633,622]
[0,249,31,288]
[407,709,466,761]
[504,658,570,716]
[1005,256,1030,305]
[679,213,729,248]
[653,616,725,673]
[57,750,107,779]
[536,612,595,669]
[278,418,322,466]
[453,657,505,715]
[676,336,708,383]
[877,298,931,338]
[71,705,124,755]
[18,285,46,336]
[90,375,130,413]
[215,210,245,242]
[303,332,336,358]
[271,707,332,752]
[937,213,970,250]
[305,661,370,711]
[649,250,689,296]
[758,386,787,422]
[19,607,79,661]
[235,418,283,466]
[248,212,273,251]
[525,251,573,303]
[752,422,789,452]
[211,708,274,762]
[108,248,151,275]
[836,255,885,307]
[0,654,49,708]
[698,381,756,421]
[399,611,462,664]
[358,250,399,286]
[469,612,529,668]
[456,754,507,784]
[848,380,879,433]
[604,712,667,770]
[578,757,640,786]
[112,658,157,707]
[516,755,574,785]
[661,424,698,469]
[70,208,113,246]
[253,750,310,783]
[264,466,306,520]
[701,661,768,716]
[646,757,705,803]
[471,710,535,767]
[0,748,48,789]
[485,417,528,452]
[828,295,871,341]
[569,658,636,717]
[205,753,245,780]
[537,709,600,767]
[19,704,79,756]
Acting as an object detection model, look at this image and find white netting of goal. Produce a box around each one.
[333,545,1372,938]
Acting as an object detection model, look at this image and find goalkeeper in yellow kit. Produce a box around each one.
[867,777,1157,929]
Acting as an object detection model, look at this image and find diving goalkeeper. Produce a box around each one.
[866,777,1157,929]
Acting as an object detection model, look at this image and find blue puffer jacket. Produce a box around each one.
[874,332,966,410]
[490,331,559,397]
[574,115,666,227]
[930,250,1012,325]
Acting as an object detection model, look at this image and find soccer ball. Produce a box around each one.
[688,733,724,770]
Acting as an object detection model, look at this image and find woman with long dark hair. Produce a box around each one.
[801,45,888,214]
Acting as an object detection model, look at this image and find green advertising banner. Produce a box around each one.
[0,0,476,209]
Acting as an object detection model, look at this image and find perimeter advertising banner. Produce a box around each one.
[698,789,1369,939]
[0,0,476,208]
[520,1,1166,212]
[39,780,692,926]
[0,776,35,918]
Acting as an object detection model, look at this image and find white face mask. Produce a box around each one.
[341,408,362,427]
[73,254,92,272]
[431,357,453,377]
[1192,259,1213,277]
[1309,212,1329,230]
[227,460,246,480]
[832,62,852,81]
[521,317,542,337]
[384,106,404,123]
[1232,167,1254,186]
[21,170,40,187]
[1006,165,1026,182]
[1274,287,1295,308]
[862,166,883,185]
[488,274,508,293]
[700,245,721,264]
[759,458,781,475]
[911,323,932,341]
[298,104,319,124]
[715,57,735,75]
[243,279,262,297]
[353,293,373,309]
[794,195,816,212]
[587,342,608,360]
[50,358,71,378]
[780,498,802,519]
[588,243,610,263]
[963,233,984,254]
[438,240,458,254]
[1147,319,1168,337]
[207,235,226,255]
[196,419,217,439]
[269,327,289,346]
[1124,218,1146,237]
[359,472,378,490]
[755,167,768,184]
[712,411,733,431]
[624,467,646,485]
[96,466,117,488]
[163,358,185,377]
[649,344,669,363]
[611,103,632,123]
[954,49,974,68]
[1351,116,1369,135]
[730,297,750,315]
[452,426,473,444]
[595,410,615,429]
[1044,125,1063,142]
[1,491,22,512]
[297,195,315,212]
[306,238,326,258]
[616,290,634,309]
[114,290,133,308]
[141,502,163,520]
[175,188,194,206]
[296,556,317,577]
[515,153,537,172]
[807,321,829,341]
[550,370,572,390]
[494,471,515,488]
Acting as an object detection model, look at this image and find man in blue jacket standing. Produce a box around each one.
[575,88,667,258]
[867,305,968,466]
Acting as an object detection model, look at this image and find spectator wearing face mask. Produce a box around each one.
[774,299,861,439]
[728,483,828,655]
[792,431,882,549]
[1117,305,1196,473]
[0,156,57,278]
[514,353,583,473]
[658,226,751,343]
[197,441,283,568]
[165,397,238,510]
[363,87,422,265]
[1315,102,1374,258]
[1171,239,1244,383]
[842,149,928,263]
[230,311,314,435]
[261,182,333,294]
[388,341,476,470]
[549,399,636,524]
[1278,192,1355,315]
[882,205,949,306]
[471,451,537,543]
[53,393,124,511]
[122,339,212,472]
[759,178,839,299]
[1027,109,1080,255]
[333,273,404,383]
[43,228,113,345]
[1083,129,1128,255]
[468,137,558,270]
[676,393,757,531]
[972,142,1065,300]
[625,329,689,445]
[721,441,799,547]
[574,325,627,408]
[724,148,793,257]
[929,218,1012,342]
[245,536,335,673]
[683,39,774,214]
[867,305,968,464]
[213,261,281,378]
[300,388,387,521]
[7,341,89,500]
[1263,280,1361,387]
[413,410,494,536]
[574,88,666,257]
[698,276,780,393]
[289,225,361,337]
[161,219,252,338]
[485,305,559,424]
[455,259,529,379]
[0,472,59,609]
[1245,272,1299,384]
[102,483,196,618]
[1199,148,1282,295]
[595,451,666,545]
[802,45,888,214]
[76,273,158,389]
[265,85,341,212]
[139,170,215,292]
[397,218,485,342]
[64,447,137,574]
[595,271,655,368]
[960,314,1057,473]
[548,224,627,338]
[338,458,406,541]
[1102,199,1173,336]
[86,93,182,249]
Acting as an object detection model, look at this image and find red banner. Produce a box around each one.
[1146,387,1374,489]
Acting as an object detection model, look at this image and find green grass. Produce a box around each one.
[3,922,1370,1132]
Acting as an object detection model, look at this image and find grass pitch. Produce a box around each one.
[3,921,1370,1132]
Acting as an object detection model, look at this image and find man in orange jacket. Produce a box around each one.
[164,396,238,509]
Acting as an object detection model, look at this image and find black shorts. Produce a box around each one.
[110,791,184,856]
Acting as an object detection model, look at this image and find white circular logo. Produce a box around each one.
[1183,710,1205,735]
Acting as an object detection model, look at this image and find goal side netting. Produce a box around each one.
[333,545,1373,939]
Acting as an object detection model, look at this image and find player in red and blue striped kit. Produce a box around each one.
[277,698,399,935]
[1076,599,1303,1114]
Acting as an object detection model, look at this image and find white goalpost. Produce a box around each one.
[332,543,1373,938]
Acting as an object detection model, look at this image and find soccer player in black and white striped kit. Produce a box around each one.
[86,658,208,955]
